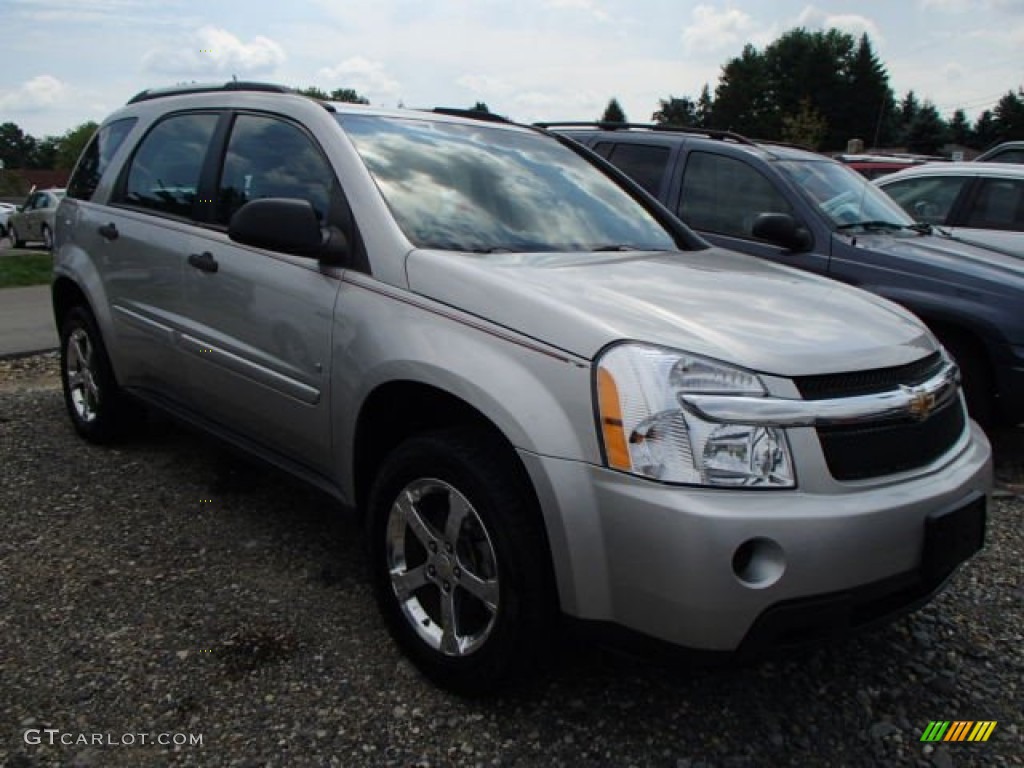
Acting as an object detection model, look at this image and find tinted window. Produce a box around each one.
[605,143,670,195]
[680,152,792,238]
[881,176,968,225]
[67,118,137,201]
[982,149,1024,164]
[118,113,218,218]
[341,116,677,253]
[964,178,1024,231]
[217,114,336,226]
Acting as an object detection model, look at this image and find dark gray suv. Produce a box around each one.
[547,123,1024,427]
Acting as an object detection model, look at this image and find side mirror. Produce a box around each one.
[751,213,813,252]
[228,198,348,261]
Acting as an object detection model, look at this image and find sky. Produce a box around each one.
[1,0,1022,139]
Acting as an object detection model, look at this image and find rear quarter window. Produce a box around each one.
[67,118,137,201]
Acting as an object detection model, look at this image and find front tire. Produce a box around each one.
[42,224,53,251]
[60,305,136,443]
[367,428,555,695]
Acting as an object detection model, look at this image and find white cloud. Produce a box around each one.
[318,57,401,102]
[796,6,884,43]
[682,5,757,54]
[142,26,286,76]
[944,62,966,81]
[0,75,69,113]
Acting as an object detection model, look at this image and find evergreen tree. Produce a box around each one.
[601,98,627,123]
[948,109,972,146]
[695,84,714,129]
[992,88,1024,142]
[905,101,948,155]
[974,110,998,149]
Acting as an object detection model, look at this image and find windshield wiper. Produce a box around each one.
[835,220,905,232]
[907,222,933,235]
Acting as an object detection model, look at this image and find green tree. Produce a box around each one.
[992,88,1024,142]
[329,88,369,105]
[847,34,896,147]
[30,136,60,169]
[948,109,972,146]
[974,110,998,149]
[56,122,99,169]
[781,97,828,149]
[652,96,696,126]
[695,84,714,129]
[904,101,948,155]
[296,86,369,104]
[601,98,627,124]
[469,101,490,113]
[0,122,38,170]
[711,43,771,135]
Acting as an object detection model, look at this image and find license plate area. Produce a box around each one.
[922,495,986,581]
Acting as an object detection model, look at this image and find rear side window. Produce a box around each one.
[602,143,670,196]
[881,176,967,225]
[680,152,792,238]
[963,178,1024,231]
[116,113,218,218]
[67,118,136,201]
[216,114,336,226]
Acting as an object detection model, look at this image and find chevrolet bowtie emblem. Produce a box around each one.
[905,386,937,420]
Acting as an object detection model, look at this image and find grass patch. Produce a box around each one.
[0,250,52,288]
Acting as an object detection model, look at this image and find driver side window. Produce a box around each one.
[679,152,792,238]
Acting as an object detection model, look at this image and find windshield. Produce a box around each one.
[777,160,916,230]
[340,115,678,253]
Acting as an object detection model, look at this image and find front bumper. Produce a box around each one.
[520,421,992,652]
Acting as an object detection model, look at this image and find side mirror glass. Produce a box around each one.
[752,212,813,252]
[228,198,348,261]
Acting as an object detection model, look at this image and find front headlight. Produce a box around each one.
[596,343,794,487]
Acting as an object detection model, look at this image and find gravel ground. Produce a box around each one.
[1,352,1021,768]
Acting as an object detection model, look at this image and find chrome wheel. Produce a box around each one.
[65,327,100,423]
[42,225,53,251]
[386,478,500,657]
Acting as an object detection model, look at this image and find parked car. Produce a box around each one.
[8,187,65,249]
[54,84,991,693]
[834,153,929,180]
[975,141,1024,164]
[0,201,17,239]
[876,162,1024,257]
[546,122,1024,426]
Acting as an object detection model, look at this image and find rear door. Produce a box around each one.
[180,111,345,474]
[949,175,1024,254]
[99,111,221,400]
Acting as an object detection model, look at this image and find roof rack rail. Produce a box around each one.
[533,121,757,146]
[431,107,513,124]
[126,81,295,105]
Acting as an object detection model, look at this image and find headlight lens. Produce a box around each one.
[596,344,794,487]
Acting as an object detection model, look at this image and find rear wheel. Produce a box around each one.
[60,305,137,442]
[367,428,554,694]
[10,225,25,248]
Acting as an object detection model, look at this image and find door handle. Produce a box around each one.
[188,251,219,273]
[98,222,119,241]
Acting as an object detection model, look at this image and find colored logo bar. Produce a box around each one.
[920,721,997,742]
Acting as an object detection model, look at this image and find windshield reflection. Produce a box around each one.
[339,115,677,253]
[778,160,915,230]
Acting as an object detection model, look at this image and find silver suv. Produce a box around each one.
[54,82,992,693]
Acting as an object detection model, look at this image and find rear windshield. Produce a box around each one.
[339,115,678,254]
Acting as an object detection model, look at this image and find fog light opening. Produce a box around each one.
[732,537,785,589]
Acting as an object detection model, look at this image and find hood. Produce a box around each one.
[848,230,1024,290]
[406,247,936,376]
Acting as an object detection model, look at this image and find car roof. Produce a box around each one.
[545,123,828,163]
[975,141,1024,161]
[877,162,1024,184]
